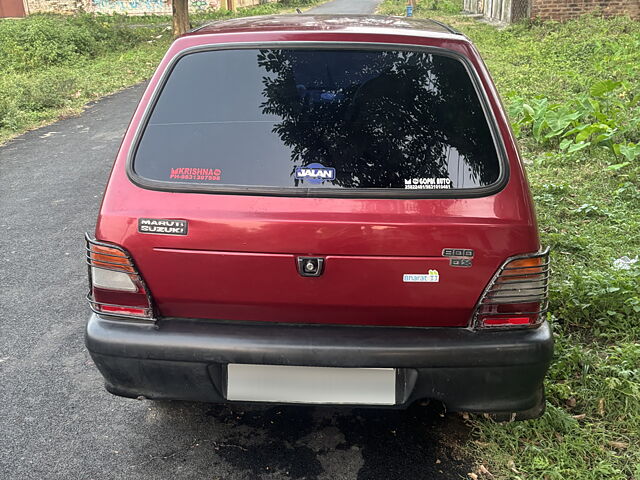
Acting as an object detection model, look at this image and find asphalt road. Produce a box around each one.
[0,1,472,479]
[306,0,384,14]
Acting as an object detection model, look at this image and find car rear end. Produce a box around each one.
[85,16,553,419]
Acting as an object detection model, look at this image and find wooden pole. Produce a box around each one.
[172,0,190,38]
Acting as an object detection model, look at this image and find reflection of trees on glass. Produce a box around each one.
[257,49,499,189]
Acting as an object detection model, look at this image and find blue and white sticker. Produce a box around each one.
[403,269,440,283]
[295,163,336,185]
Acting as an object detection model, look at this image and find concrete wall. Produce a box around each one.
[463,0,639,22]
[22,0,265,15]
[24,0,79,14]
[463,0,530,22]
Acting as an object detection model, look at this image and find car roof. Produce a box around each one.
[188,14,462,38]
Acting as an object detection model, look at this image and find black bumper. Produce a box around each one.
[86,314,554,419]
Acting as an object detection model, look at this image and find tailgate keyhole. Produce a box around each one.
[297,257,324,277]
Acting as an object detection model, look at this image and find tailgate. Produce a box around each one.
[139,248,488,327]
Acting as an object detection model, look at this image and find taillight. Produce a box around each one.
[473,248,550,329]
[85,234,154,320]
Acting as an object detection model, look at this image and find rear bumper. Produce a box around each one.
[86,314,554,419]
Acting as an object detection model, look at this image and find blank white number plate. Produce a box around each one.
[226,364,396,405]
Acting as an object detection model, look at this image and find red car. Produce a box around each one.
[85,14,553,419]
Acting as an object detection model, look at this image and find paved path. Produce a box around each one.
[0,2,471,479]
[306,0,384,14]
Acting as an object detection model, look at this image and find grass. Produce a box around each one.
[0,0,320,144]
[378,1,640,478]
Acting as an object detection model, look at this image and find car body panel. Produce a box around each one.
[95,15,539,327]
[87,15,551,415]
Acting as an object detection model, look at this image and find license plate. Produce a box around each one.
[226,364,396,405]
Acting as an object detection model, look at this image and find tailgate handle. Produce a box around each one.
[297,257,325,277]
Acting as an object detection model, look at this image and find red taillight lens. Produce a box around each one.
[483,317,531,326]
[474,248,550,329]
[100,305,149,316]
[86,234,154,320]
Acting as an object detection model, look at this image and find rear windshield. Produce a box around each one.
[132,48,502,193]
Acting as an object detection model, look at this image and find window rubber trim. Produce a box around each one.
[126,41,510,199]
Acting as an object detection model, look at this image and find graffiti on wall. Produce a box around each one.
[89,0,221,14]
[191,0,220,11]
[90,0,167,13]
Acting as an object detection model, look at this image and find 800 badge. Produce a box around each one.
[442,248,474,268]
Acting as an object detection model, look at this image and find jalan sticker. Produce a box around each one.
[294,163,336,184]
[403,269,440,283]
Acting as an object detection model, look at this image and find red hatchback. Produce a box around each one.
[85,15,553,419]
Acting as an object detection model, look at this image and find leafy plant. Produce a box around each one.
[508,80,640,168]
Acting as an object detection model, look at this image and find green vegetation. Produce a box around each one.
[0,0,318,144]
[0,16,168,142]
[380,0,640,478]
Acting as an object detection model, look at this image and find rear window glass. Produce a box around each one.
[133,48,502,192]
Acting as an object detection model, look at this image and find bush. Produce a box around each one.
[552,264,640,334]
[20,72,79,111]
[0,14,160,72]
[508,81,640,170]
[0,16,96,71]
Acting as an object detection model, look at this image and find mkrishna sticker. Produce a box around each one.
[169,167,221,182]
[294,163,336,185]
[404,177,452,190]
[403,269,440,283]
